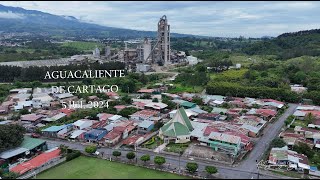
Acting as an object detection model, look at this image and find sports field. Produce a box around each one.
[37,156,189,179]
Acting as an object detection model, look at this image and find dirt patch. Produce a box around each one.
[183,143,233,163]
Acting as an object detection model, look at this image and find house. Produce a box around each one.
[159,107,194,143]
[69,130,86,140]
[132,101,146,110]
[9,88,32,94]
[137,89,155,94]
[279,131,314,149]
[161,93,181,100]
[108,115,126,122]
[42,113,66,123]
[105,92,119,100]
[102,130,122,146]
[268,146,309,172]
[255,109,277,121]
[91,120,108,129]
[197,113,220,121]
[14,101,33,111]
[84,129,108,142]
[87,95,99,101]
[261,99,285,109]
[0,105,8,114]
[41,124,73,138]
[180,101,196,109]
[20,114,43,124]
[293,110,307,120]
[212,107,228,114]
[0,137,47,165]
[32,94,53,108]
[129,110,160,121]
[200,132,241,156]
[235,115,267,137]
[73,119,94,130]
[137,120,154,134]
[10,148,61,175]
[97,113,115,121]
[144,102,168,111]
[114,105,126,112]
[59,108,75,117]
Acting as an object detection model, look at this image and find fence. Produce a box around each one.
[17,157,66,179]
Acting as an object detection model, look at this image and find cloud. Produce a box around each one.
[0,1,320,37]
[0,11,25,19]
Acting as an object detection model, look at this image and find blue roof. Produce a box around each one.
[86,129,106,136]
[310,166,318,171]
[42,124,71,132]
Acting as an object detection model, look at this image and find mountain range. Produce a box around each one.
[0,4,202,39]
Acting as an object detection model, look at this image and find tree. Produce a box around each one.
[126,152,136,162]
[205,166,218,175]
[59,144,69,155]
[85,145,97,154]
[293,143,315,158]
[0,124,26,153]
[140,154,150,164]
[270,138,286,148]
[191,97,203,105]
[154,156,166,167]
[186,162,198,174]
[152,98,159,102]
[118,107,138,118]
[305,113,315,124]
[112,151,121,159]
[19,108,30,115]
[121,95,132,104]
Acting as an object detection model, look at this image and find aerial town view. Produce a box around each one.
[1,1,320,179]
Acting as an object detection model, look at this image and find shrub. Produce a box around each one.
[186,162,198,174]
[66,150,81,161]
[85,145,97,154]
[205,166,218,174]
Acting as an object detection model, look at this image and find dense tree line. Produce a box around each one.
[0,61,126,82]
[241,30,320,60]
[0,124,26,153]
[206,82,301,103]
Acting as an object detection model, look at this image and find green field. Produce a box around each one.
[61,41,105,51]
[37,156,189,179]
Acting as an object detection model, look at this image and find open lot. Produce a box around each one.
[37,156,189,179]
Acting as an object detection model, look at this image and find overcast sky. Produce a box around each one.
[1,1,320,38]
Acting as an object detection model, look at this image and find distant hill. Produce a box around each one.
[242,28,320,59]
[0,4,202,39]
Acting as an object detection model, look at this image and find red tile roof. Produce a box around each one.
[137,89,155,93]
[114,105,126,110]
[98,113,115,121]
[130,110,158,118]
[20,114,43,122]
[106,92,119,97]
[256,109,277,117]
[104,130,122,140]
[11,149,61,175]
[92,120,108,129]
[59,108,75,116]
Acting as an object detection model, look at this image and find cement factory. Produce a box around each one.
[78,15,191,73]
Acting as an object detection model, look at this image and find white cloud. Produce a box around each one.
[0,1,320,37]
[0,11,24,19]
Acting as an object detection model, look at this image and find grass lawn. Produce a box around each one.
[164,142,191,154]
[168,83,203,93]
[37,156,188,179]
[61,41,105,51]
[142,136,164,150]
[292,120,309,128]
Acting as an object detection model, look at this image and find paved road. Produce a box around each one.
[238,103,299,176]
[41,104,298,179]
